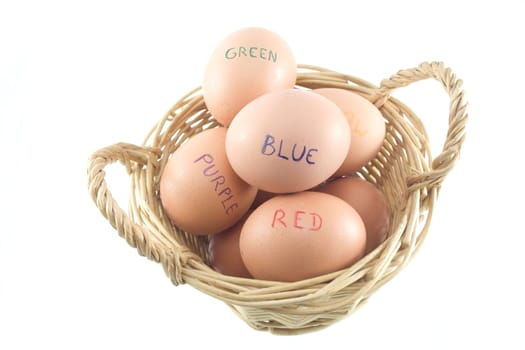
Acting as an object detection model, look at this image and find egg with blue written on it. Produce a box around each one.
[202,27,296,126]
[239,191,366,282]
[160,127,257,235]
[225,89,351,193]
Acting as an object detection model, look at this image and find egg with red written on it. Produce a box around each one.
[226,89,351,193]
[313,88,386,175]
[203,27,296,126]
[160,127,257,235]
[317,176,390,253]
[239,191,366,282]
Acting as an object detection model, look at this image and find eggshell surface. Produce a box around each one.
[314,88,386,175]
[226,89,351,193]
[239,191,366,282]
[203,27,296,126]
[160,128,257,235]
[318,177,390,253]
[208,213,253,278]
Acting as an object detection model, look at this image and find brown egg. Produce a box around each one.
[313,88,386,176]
[160,127,257,235]
[208,213,252,278]
[226,89,351,193]
[203,27,296,126]
[240,191,366,282]
[317,177,390,253]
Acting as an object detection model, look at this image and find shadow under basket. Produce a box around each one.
[87,61,468,335]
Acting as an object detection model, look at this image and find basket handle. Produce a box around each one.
[375,61,468,191]
[87,142,186,285]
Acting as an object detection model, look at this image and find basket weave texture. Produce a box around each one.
[87,61,468,334]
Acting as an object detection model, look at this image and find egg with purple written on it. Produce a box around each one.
[203,27,296,126]
[160,127,257,235]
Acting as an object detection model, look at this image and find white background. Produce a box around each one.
[1,0,523,349]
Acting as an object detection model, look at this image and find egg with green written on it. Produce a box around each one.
[202,27,296,126]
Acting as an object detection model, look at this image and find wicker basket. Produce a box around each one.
[87,61,468,334]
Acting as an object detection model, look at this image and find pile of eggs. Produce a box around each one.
[160,27,390,282]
